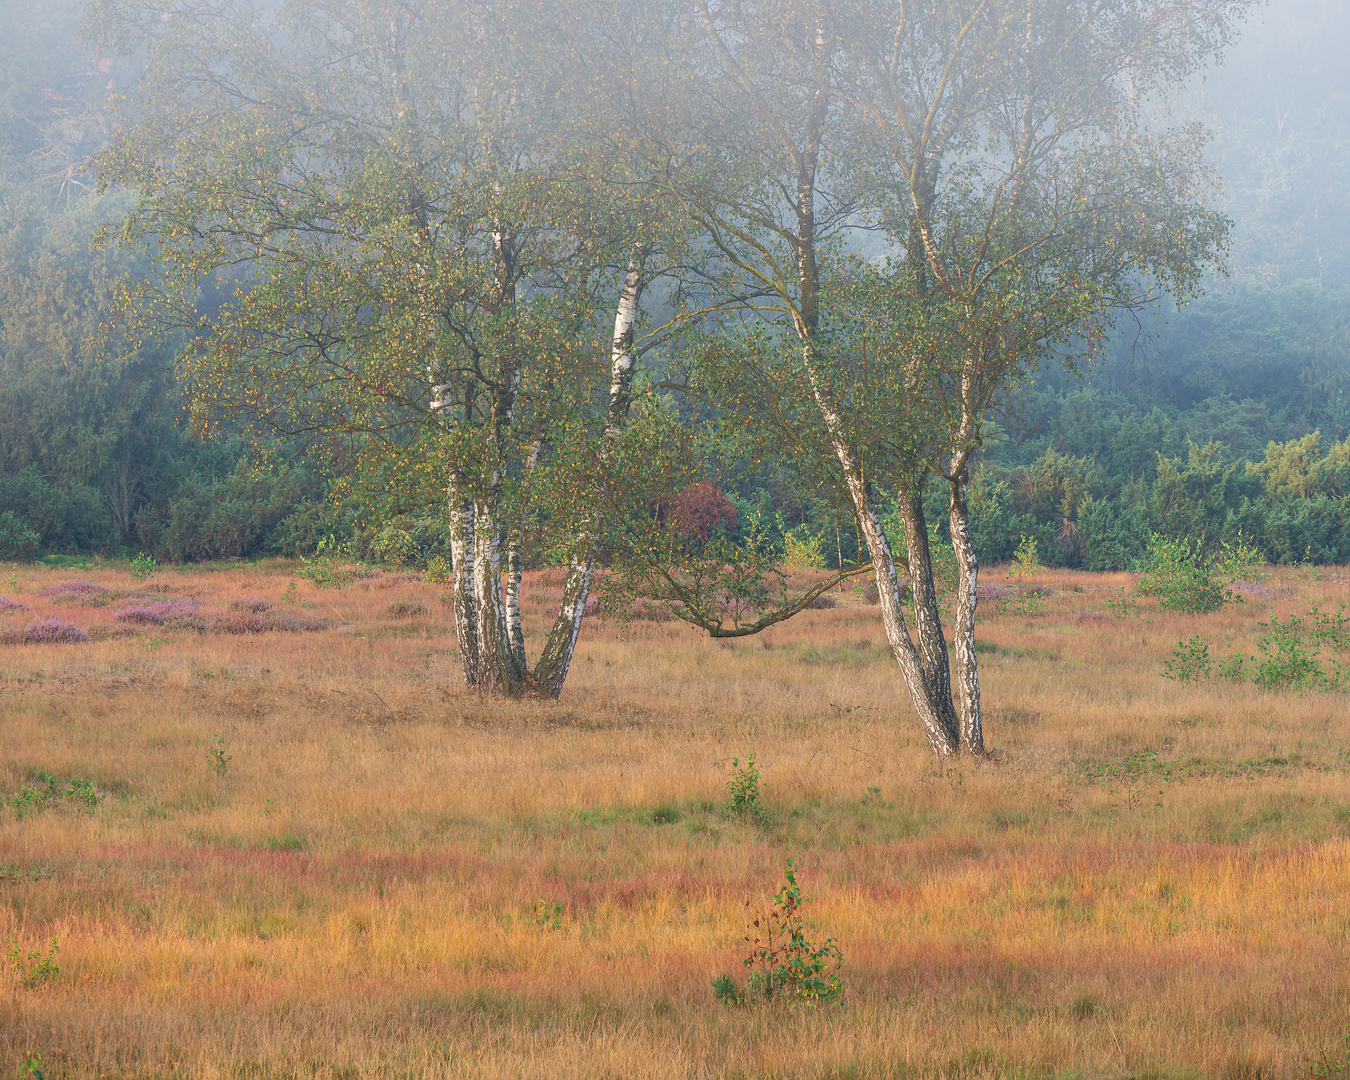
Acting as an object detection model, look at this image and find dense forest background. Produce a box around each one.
[2,0,1349,569]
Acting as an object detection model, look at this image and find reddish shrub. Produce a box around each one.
[214,610,331,634]
[863,580,909,604]
[663,483,738,541]
[0,596,31,613]
[979,582,1012,605]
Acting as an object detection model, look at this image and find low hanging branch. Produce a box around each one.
[644,558,879,638]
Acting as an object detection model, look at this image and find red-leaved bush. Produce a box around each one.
[662,483,738,541]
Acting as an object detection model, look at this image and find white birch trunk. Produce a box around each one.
[446,488,481,687]
[532,552,594,696]
[506,530,527,681]
[894,489,959,732]
[847,475,960,757]
[471,497,517,694]
[948,460,983,755]
[532,251,646,698]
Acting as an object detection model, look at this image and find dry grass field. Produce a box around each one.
[1,558,1349,1079]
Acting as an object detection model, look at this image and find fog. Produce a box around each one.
[1183,0,1350,286]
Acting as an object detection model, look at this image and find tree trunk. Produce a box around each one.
[846,474,960,757]
[471,497,518,694]
[105,458,138,543]
[948,460,984,755]
[532,552,594,696]
[530,248,647,698]
[505,527,527,683]
[893,486,959,734]
[447,487,481,687]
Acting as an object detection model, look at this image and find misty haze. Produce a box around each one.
[1,0,1348,1075]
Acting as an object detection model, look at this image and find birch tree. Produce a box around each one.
[93,0,642,696]
[639,0,968,755]
[836,0,1250,752]
[662,0,1249,755]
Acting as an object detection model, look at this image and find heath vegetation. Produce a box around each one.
[1,558,1348,1078]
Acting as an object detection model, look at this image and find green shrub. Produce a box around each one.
[1308,1024,1350,1080]
[1252,614,1333,692]
[0,510,40,561]
[10,772,104,817]
[1217,653,1249,682]
[137,462,307,562]
[1163,635,1211,682]
[740,859,844,1003]
[297,535,367,588]
[425,555,453,584]
[1011,535,1042,578]
[781,527,826,570]
[1138,534,1234,613]
[6,937,59,988]
[209,733,232,777]
[726,755,766,822]
[1216,534,1266,583]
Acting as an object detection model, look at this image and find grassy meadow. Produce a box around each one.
[1,559,1349,1079]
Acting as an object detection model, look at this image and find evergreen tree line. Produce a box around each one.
[2,0,1349,573]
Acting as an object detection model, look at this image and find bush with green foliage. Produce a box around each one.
[716,859,844,1005]
[1251,613,1338,692]
[6,937,60,989]
[10,772,103,817]
[1162,635,1211,682]
[725,755,767,824]
[0,510,40,561]
[1138,534,1235,613]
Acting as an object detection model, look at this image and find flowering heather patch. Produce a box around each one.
[213,609,331,634]
[3,617,91,644]
[39,579,110,603]
[978,582,1013,605]
[230,596,272,613]
[0,595,31,613]
[1233,581,1297,600]
[114,599,201,626]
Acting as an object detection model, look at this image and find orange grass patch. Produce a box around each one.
[1,560,1349,1078]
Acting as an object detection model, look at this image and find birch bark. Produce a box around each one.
[892,487,958,730]
[947,453,983,755]
[848,474,960,756]
[531,248,647,698]
[447,488,481,686]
